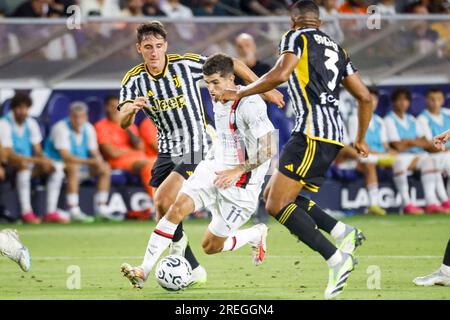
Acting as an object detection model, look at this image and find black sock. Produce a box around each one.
[172,221,200,269]
[444,239,450,267]
[184,244,200,270]
[296,196,338,234]
[275,201,337,260]
[173,222,184,242]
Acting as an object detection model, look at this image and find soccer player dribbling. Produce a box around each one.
[413,128,450,287]
[220,0,373,299]
[118,21,284,289]
[117,53,279,285]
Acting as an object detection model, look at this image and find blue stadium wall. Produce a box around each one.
[0,84,449,219]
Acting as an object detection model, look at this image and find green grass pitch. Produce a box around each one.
[0,215,449,300]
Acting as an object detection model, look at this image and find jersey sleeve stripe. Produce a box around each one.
[117,99,134,111]
[121,64,145,86]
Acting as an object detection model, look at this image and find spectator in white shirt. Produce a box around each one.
[384,88,447,215]
[160,0,196,40]
[375,0,397,15]
[44,102,114,222]
[319,0,345,44]
[417,88,450,210]
[80,0,122,16]
[0,93,67,224]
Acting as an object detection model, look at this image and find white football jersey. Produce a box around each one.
[212,94,275,188]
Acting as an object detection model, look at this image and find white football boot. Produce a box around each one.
[413,267,450,286]
[0,229,31,272]
[249,223,268,266]
[325,252,357,299]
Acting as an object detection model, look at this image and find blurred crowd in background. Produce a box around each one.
[0,0,449,18]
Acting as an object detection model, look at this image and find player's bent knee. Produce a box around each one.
[265,200,283,217]
[65,163,79,176]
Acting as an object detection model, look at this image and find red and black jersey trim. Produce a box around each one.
[229,99,252,189]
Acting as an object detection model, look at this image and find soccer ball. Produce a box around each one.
[155,255,192,291]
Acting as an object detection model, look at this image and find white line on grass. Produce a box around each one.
[30,255,442,261]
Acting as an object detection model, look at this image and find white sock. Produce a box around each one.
[46,170,64,213]
[393,173,411,205]
[221,227,261,252]
[441,264,450,277]
[421,171,439,205]
[96,204,109,216]
[327,250,343,268]
[141,217,178,278]
[67,193,80,214]
[367,183,379,207]
[330,221,346,241]
[94,191,109,209]
[434,173,449,202]
[16,169,32,214]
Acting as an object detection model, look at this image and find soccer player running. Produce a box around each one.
[122,54,277,288]
[413,129,450,286]
[220,0,372,299]
[118,21,284,288]
[0,229,31,272]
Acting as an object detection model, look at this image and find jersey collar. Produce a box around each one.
[145,54,169,81]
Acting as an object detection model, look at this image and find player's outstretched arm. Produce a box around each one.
[214,130,277,189]
[119,97,147,129]
[342,72,372,157]
[231,58,285,108]
[433,129,450,151]
[224,53,298,104]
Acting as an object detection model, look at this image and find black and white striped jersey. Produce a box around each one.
[118,53,209,157]
[279,28,357,146]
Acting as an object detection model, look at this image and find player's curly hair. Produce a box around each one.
[137,21,167,43]
[202,53,234,78]
[11,92,32,109]
[391,88,411,102]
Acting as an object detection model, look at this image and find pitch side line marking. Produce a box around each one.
[28,255,442,261]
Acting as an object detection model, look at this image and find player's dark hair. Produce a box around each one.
[104,94,119,105]
[10,92,32,109]
[368,87,379,97]
[426,88,444,96]
[290,0,320,16]
[391,88,411,102]
[137,21,167,43]
[203,53,234,78]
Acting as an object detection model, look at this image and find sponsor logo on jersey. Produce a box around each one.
[150,94,186,113]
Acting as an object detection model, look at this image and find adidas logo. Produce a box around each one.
[284,164,294,172]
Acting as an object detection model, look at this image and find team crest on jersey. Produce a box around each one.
[147,90,154,97]
[173,75,181,88]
